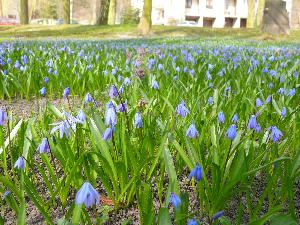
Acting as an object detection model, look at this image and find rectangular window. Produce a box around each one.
[206,0,213,9]
[186,0,192,8]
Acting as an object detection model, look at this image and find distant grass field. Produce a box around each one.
[0,24,300,42]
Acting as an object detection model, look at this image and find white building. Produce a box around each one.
[132,0,249,28]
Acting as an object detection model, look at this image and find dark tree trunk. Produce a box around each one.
[63,0,70,24]
[20,0,29,24]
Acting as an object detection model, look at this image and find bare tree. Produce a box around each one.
[0,0,3,17]
[63,0,70,24]
[138,0,152,35]
[108,0,115,25]
[20,0,29,24]
[256,0,265,27]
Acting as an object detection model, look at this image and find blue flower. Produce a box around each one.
[123,77,131,86]
[0,109,7,126]
[187,219,198,225]
[248,115,257,129]
[232,114,238,124]
[208,96,213,106]
[254,123,262,133]
[168,192,181,210]
[268,126,283,143]
[176,100,190,118]
[102,127,113,141]
[44,77,49,84]
[212,211,224,221]
[188,163,203,182]
[84,93,94,104]
[265,95,272,104]
[63,87,70,98]
[50,120,72,139]
[134,112,143,128]
[218,112,225,124]
[109,85,118,99]
[39,87,46,96]
[75,182,100,208]
[77,110,86,123]
[186,123,199,138]
[14,156,25,170]
[226,124,237,141]
[281,107,286,118]
[151,80,159,90]
[2,191,10,200]
[105,102,117,127]
[289,88,296,96]
[117,100,127,113]
[37,138,50,154]
[256,98,263,107]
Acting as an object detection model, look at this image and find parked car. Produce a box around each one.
[56,18,79,25]
[0,18,19,25]
[177,21,198,27]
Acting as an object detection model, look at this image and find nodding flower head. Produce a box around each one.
[14,156,25,170]
[212,211,224,221]
[105,102,117,127]
[176,100,190,118]
[77,110,86,123]
[75,182,100,208]
[168,192,181,210]
[265,95,272,104]
[37,138,50,154]
[39,87,46,96]
[188,163,203,182]
[63,87,70,98]
[281,107,286,118]
[109,85,118,99]
[226,124,237,141]
[268,126,283,143]
[84,93,94,104]
[248,115,257,129]
[0,109,7,126]
[50,120,72,139]
[208,96,213,106]
[232,114,238,124]
[102,127,113,141]
[256,98,263,107]
[151,80,159,90]
[186,123,199,138]
[218,112,225,124]
[134,112,143,128]
[187,219,198,225]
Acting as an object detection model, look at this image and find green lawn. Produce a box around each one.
[0,24,300,42]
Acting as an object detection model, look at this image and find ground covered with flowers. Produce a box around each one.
[0,39,299,225]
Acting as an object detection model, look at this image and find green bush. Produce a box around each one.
[121,7,140,24]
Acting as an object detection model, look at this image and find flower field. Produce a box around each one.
[0,39,299,225]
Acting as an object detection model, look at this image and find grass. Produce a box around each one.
[0,24,300,42]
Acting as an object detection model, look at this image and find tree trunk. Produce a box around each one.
[20,0,29,24]
[0,0,3,17]
[100,0,110,25]
[247,0,255,28]
[108,0,115,25]
[63,0,70,24]
[138,0,152,35]
[255,0,265,27]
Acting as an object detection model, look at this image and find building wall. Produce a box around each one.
[291,0,300,28]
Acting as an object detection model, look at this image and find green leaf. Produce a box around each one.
[158,208,172,225]
[270,214,297,225]
[0,119,23,155]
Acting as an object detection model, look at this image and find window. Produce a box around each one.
[186,0,192,8]
[206,0,213,9]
